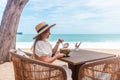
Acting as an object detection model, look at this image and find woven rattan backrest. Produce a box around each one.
[10,50,67,80]
[78,57,120,80]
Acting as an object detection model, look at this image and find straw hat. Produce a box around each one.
[33,21,56,39]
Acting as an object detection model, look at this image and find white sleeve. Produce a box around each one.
[35,41,52,57]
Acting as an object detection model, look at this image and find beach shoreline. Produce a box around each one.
[1,42,120,80]
[16,42,120,49]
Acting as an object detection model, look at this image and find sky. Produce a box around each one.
[0,0,120,34]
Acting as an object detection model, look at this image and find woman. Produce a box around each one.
[32,21,72,80]
[33,21,65,62]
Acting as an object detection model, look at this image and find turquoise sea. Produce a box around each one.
[16,34,120,42]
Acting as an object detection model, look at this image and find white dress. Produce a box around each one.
[35,40,72,80]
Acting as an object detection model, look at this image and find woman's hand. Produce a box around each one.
[57,39,64,44]
[56,53,65,58]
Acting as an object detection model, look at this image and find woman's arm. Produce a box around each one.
[38,53,65,63]
[52,39,64,55]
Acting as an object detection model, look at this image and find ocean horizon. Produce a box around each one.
[16,34,120,49]
[16,34,120,42]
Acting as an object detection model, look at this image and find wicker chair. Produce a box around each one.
[10,49,67,80]
[78,57,120,80]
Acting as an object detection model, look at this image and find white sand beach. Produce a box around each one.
[1,42,120,80]
[16,42,120,49]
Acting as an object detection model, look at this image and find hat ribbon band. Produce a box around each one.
[37,24,48,33]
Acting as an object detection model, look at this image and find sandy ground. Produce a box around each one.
[0,62,14,80]
[0,48,120,80]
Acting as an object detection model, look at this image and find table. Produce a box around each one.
[59,49,116,80]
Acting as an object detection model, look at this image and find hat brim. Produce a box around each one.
[33,24,56,39]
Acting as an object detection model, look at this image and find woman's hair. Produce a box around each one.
[33,34,42,56]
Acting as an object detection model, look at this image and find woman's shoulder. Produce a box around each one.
[37,40,50,45]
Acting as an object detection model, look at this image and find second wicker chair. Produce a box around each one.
[78,57,120,80]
